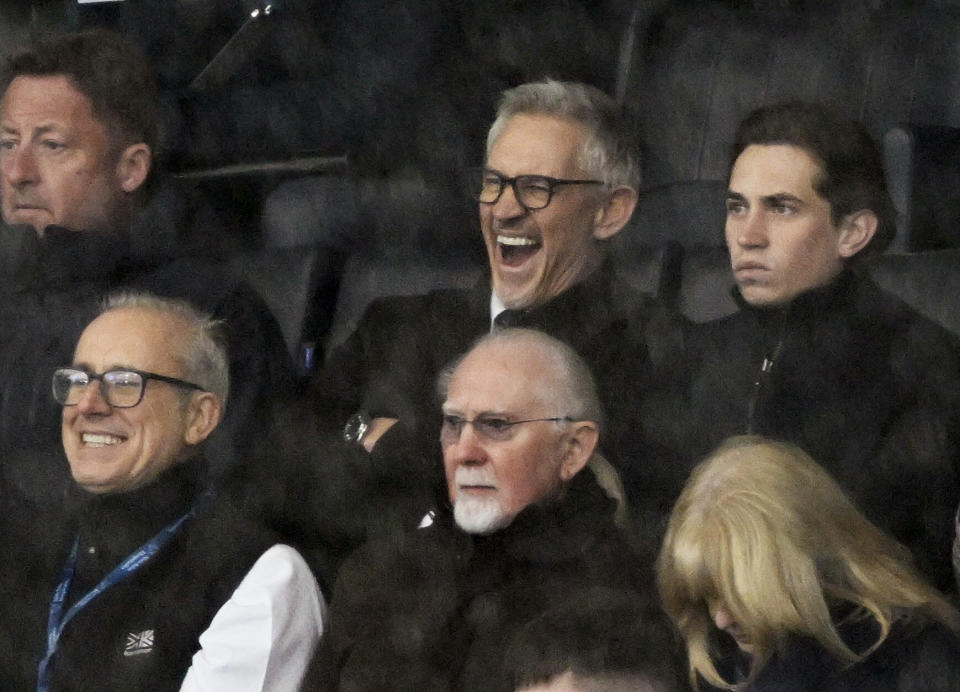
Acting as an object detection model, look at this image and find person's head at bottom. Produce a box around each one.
[506,588,685,692]
[657,435,960,689]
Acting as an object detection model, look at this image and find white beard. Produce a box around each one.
[453,494,511,534]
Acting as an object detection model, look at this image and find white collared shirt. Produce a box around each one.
[489,292,507,330]
[180,544,326,692]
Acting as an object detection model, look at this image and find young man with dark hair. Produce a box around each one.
[686,101,960,591]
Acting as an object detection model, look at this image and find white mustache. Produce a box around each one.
[455,467,497,488]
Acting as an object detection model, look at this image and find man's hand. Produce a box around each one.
[362,417,398,452]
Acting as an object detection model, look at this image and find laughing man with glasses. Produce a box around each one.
[313,328,661,690]
[309,78,685,552]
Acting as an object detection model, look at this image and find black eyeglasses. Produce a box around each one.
[52,367,204,409]
[467,168,603,210]
[440,414,573,445]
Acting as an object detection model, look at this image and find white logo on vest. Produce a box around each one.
[123,629,155,656]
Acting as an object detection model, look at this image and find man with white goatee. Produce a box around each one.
[312,328,653,691]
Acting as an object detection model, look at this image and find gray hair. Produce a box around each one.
[486,79,641,191]
[437,327,604,430]
[100,291,230,406]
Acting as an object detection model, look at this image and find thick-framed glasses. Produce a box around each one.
[440,414,573,445]
[467,168,603,210]
[52,367,204,409]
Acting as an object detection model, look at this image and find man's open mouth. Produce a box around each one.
[498,234,541,266]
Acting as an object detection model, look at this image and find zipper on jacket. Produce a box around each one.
[746,336,784,434]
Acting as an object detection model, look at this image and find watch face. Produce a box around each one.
[344,413,370,443]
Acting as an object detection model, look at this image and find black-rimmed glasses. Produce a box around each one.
[52,367,204,408]
[440,414,573,445]
[467,168,603,210]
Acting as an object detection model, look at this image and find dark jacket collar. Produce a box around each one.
[730,270,861,352]
[74,459,209,589]
[9,176,219,291]
[485,259,634,338]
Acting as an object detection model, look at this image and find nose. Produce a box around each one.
[2,144,38,187]
[75,381,112,416]
[489,180,528,222]
[710,602,736,631]
[732,210,768,249]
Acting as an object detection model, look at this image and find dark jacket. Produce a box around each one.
[685,271,960,591]
[710,617,960,691]
[313,470,653,692]
[0,459,277,691]
[296,262,684,554]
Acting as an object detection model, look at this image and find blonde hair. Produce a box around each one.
[656,435,960,690]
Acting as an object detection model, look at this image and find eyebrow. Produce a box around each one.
[70,362,139,373]
[483,167,548,179]
[441,407,512,418]
[1,123,65,137]
[724,191,805,206]
[761,193,804,206]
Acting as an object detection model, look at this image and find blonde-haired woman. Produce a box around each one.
[657,435,960,690]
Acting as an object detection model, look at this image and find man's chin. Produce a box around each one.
[4,211,49,235]
[492,275,539,311]
[453,496,511,534]
[738,283,791,309]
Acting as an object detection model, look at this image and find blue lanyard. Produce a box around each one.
[37,496,206,691]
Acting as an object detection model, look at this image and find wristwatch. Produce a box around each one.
[343,411,372,444]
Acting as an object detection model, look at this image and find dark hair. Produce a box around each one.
[506,588,686,691]
[731,101,897,259]
[1,28,160,155]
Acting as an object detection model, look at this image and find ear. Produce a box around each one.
[837,209,878,259]
[591,186,638,241]
[558,421,599,482]
[116,143,152,194]
[183,392,223,446]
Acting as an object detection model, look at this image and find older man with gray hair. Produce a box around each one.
[312,328,653,691]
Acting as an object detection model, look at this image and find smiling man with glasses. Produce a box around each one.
[58,295,226,495]
[0,291,324,691]
[313,328,657,690]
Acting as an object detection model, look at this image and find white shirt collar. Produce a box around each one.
[489,291,506,330]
